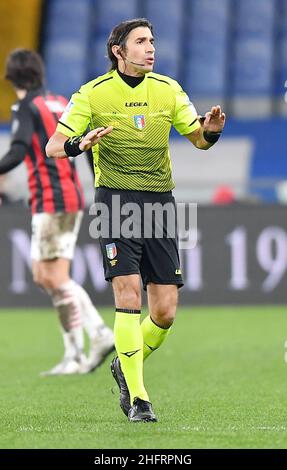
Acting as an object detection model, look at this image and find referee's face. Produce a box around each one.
[124,27,155,74]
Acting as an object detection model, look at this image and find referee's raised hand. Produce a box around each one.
[79,126,113,151]
[202,105,226,133]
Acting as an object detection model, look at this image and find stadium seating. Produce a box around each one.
[231,0,275,95]
[276,0,287,104]
[144,0,184,80]
[88,0,138,77]
[42,0,282,105]
[183,0,229,98]
[43,0,91,96]
[230,0,276,116]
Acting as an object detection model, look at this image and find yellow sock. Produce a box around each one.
[141,315,171,361]
[114,308,149,404]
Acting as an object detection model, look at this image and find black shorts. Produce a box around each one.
[94,187,184,290]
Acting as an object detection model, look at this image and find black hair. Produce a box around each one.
[107,18,153,71]
[5,48,44,90]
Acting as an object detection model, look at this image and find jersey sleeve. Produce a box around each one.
[56,86,91,137]
[10,100,34,147]
[0,143,26,174]
[171,81,201,135]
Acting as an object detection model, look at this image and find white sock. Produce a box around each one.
[72,281,105,340]
[50,280,84,359]
[61,329,83,359]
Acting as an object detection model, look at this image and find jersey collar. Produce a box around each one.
[114,69,148,93]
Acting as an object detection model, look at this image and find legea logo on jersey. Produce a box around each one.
[133,115,145,130]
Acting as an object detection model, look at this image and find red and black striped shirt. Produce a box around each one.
[9,88,85,214]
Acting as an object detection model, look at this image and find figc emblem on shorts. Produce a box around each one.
[106,243,117,259]
[133,115,145,130]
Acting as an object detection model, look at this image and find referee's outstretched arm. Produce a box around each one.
[185,105,226,150]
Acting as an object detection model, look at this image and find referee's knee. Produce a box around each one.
[152,308,176,329]
[150,290,178,328]
[112,275,142,310]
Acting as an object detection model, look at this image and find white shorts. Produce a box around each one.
[31,211,83,261]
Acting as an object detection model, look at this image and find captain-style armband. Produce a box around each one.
[64,135,84,156]
[203,130,222,144]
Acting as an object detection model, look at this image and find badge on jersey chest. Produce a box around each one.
[133,114,145,130]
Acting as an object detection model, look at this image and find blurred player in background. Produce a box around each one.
[46,18,225,422]
[0,49,114,375]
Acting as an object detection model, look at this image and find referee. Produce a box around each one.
[46,18,225,422]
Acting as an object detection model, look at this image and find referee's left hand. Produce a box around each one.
[202,105,226,133]
[79,126,113,151]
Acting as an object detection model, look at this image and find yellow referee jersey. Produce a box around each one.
[57,69,200,192]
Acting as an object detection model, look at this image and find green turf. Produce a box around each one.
[0,306,287,449]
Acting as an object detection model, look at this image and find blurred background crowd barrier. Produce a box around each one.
[1,205,287,306]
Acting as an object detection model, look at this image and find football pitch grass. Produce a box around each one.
[0,306,287,449]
